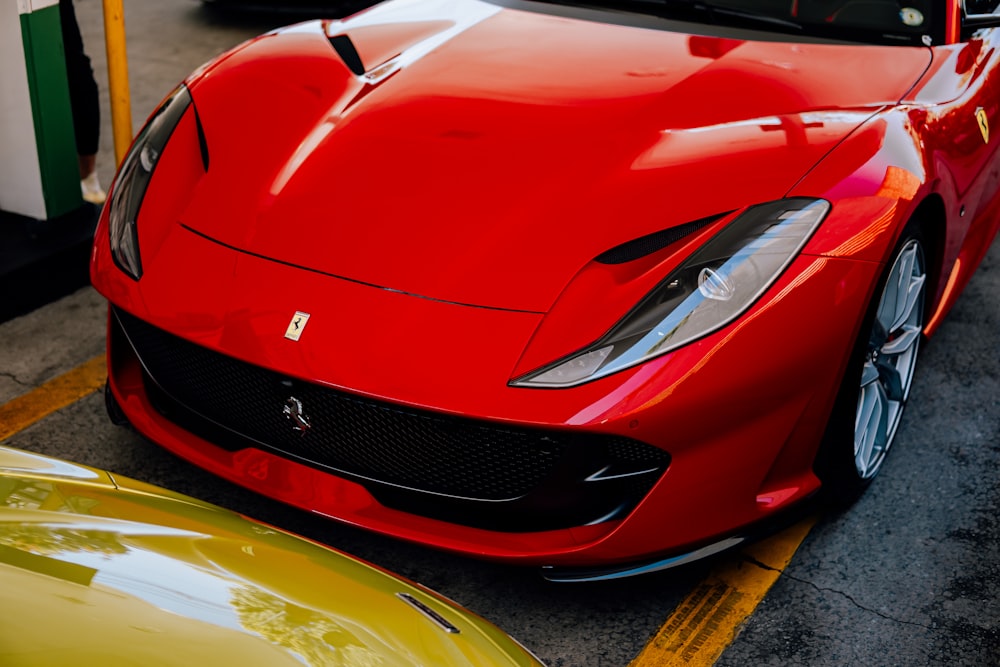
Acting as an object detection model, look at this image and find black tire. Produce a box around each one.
[816,219,929,507]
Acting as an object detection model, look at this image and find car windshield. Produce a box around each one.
[525,0,942,45]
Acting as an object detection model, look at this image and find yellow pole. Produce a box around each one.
[102,0,132,166]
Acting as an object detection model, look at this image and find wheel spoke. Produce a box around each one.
[878,244,924,333]
[860,359,880,387]
[889,245,917,324]
[876,279,899,334]
[891,272,926,332]
[875,354,904,401]
[855,379,888,478]
[881,324,921,357]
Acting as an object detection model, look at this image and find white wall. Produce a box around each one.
[0,2,47,218]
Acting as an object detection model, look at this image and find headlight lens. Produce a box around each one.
[513,198,831,388]
[108,84,192,280]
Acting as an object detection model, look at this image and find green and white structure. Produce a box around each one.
[1,0,81,220]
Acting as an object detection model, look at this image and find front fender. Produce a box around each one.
[791,107,943,264]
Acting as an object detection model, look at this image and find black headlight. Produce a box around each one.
[108,84,192,280]
[513,198,831,387]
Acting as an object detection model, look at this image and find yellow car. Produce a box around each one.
[0,445,543,666]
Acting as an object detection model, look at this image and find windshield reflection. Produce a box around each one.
[528,0,939,45]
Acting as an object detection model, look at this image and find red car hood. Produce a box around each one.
[179,0,931,313]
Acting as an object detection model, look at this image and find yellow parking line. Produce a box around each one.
[0,354,107,441]
[630,515,818,666]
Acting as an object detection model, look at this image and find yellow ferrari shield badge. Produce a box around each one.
[284,311,310,341]
[976,107,990,144]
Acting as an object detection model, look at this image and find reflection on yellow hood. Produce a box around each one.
[0,446,542,667]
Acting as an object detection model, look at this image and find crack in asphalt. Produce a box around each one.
[0,370,29,387]
[742,554,935,630]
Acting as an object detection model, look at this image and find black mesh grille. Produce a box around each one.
[114,307,670,530]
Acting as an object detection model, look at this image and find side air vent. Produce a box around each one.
[328,34,365,75]
[192,101,209,172]
[594,212,730,264]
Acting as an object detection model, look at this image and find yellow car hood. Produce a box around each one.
[0,447,541,666]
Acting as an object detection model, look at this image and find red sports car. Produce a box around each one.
[91,0,1000,580]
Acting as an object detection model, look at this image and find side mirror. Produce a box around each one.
[964,0,1000,30]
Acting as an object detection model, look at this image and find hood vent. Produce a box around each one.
[328,34,365,76]
[192,100,209,172]
[595,212,729,264]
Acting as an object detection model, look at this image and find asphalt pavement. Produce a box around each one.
[1,1,998,665]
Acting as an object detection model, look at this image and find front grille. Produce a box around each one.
[114,307,670,531]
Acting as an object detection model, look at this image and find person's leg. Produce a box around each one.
[60,0,105,203]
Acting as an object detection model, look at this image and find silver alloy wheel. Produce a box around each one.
[854,239,926,479]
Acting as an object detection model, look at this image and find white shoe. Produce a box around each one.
[81,171,107,205]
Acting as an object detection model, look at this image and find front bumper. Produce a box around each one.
[94,218,880,568]
[110,306,670,534]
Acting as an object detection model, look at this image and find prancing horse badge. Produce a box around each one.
[976,107,990,145]
[284,311,311,341]
[283,396,311,434]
